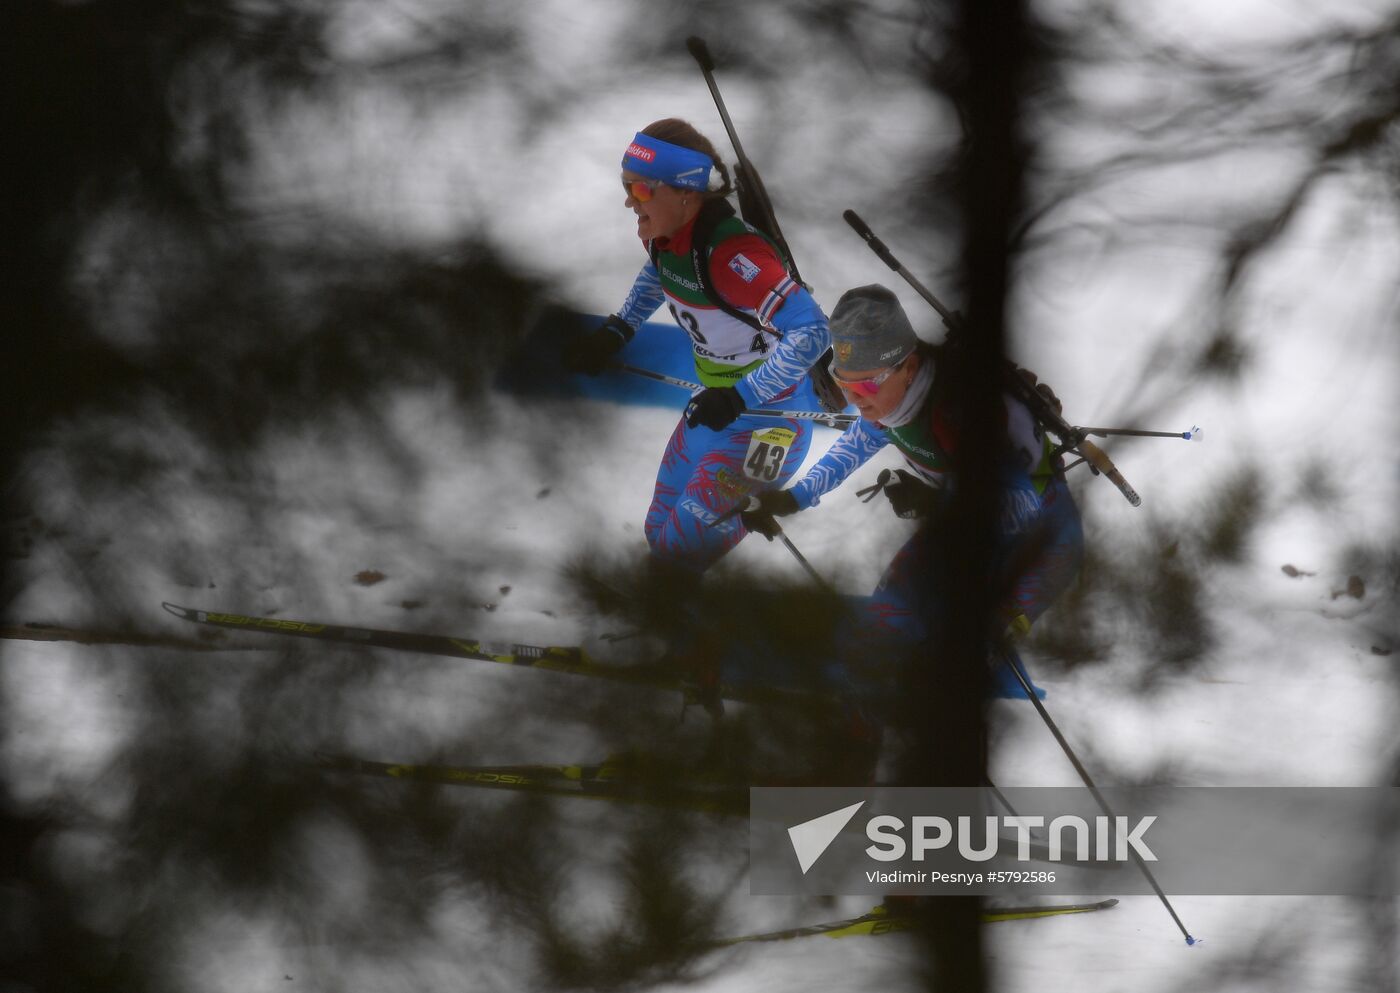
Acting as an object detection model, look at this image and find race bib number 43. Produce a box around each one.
[743,427,797,482]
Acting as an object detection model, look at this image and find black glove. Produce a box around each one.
[885,469,941,518]
[738,489,799,540]
[685,386,746,430]
[1014,365,1063,414]
[563,315,632,375]
[856,468,941,519]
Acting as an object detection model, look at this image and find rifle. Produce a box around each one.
[686,37,846,415]
[686,36,803,285]
[844,210,1198,507]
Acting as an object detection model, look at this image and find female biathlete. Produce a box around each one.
[566,119,833,576]
[740,284,1085,710]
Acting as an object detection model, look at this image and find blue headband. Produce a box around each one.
[621,133,714,191]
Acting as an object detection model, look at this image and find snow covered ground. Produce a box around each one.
[4,381,1395,991]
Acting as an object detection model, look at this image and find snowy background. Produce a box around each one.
[4,1,1398,990]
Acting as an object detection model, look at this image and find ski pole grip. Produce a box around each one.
[1078,440,1142,507]
[843,210,900,271]
[686,36,715,72]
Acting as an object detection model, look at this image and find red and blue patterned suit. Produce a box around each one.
[617,209,831,573]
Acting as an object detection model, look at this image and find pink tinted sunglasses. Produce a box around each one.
[832,360,905,397]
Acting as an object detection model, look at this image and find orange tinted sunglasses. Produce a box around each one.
[623,177,665,203]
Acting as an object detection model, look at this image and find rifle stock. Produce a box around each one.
[842,210,1144,506]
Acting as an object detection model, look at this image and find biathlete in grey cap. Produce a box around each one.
[741,283,1084,652]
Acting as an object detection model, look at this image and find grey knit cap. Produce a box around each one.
[829,284,918,372]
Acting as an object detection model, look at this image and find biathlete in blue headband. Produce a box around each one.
[567,118,833,575]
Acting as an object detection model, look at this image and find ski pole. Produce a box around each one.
[1082,426,1203,442]
[842,209,1146,508]
[614,364,856,429]
[999,656,1198,945]
[775,531,825,588]
[709,497,830,589]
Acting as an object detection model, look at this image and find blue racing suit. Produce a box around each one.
[616,203,832,574]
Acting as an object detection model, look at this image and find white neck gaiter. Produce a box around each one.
[877,358,935,428]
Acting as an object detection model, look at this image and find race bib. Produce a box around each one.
[743,427,797,482]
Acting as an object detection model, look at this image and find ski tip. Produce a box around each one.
[161,602,203,622]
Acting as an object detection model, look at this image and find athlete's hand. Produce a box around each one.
[1003,613,1032,642]
[685,386,746,430]
[857,468,941,520]
[563,315,632,375]
[738,490,799,540]
[884,469,941,519]
[1014,366,1063,414]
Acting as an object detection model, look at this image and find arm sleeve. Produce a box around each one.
[787,418,889,510]
[735,285,831,407]
[705,234,832,407]
[616,262,666,331]
[997,394,1047,534]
